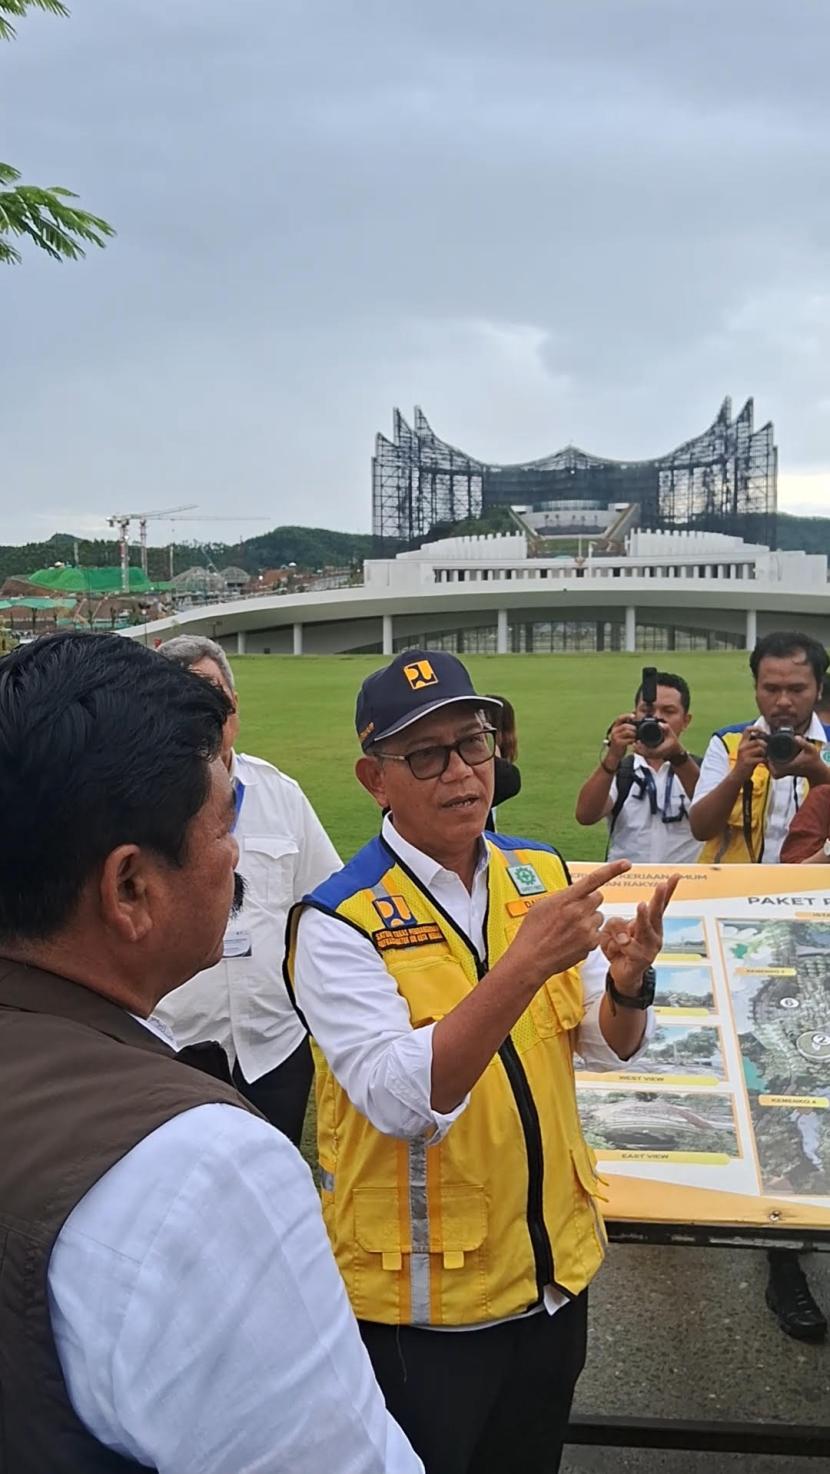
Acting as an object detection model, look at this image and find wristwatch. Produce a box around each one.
[669,749,690,768]
[605,965,656,1012]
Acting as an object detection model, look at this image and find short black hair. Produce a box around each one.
[749,631,829,688]
[0,633,230,944]
[634,672,691,712]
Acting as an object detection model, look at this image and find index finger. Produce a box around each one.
[646,872,681,926]
[570,859,631,897]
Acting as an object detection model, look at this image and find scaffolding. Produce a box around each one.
[372,397,778,549]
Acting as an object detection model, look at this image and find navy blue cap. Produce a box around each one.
[356,649,502,751]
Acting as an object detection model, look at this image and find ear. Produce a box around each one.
[681,711,691,731]
[356,754,389,810]
[99,845,155,944]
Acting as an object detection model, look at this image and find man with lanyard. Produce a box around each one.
[575,671,701,862]
[286,649,678,1474]
[690,629,830,1342]
[154,636,339,1145]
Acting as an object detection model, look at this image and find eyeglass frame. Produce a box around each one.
[373,725,498,781]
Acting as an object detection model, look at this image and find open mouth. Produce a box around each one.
[443,795,480,810]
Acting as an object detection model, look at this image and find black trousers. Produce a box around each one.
[231,1035,313,1146]
[359,1291,588,1474]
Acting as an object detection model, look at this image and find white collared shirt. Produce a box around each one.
[154,750,340,1079]
[693,714,828,864]
[47,1067,422,1472]
[607,754,702,865]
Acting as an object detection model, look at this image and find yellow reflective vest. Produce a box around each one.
[285,832,607,1327]
[699,723,830,864]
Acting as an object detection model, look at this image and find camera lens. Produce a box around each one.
[766,728,798,764]
[637,716,664,749]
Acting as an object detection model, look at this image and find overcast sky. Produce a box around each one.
[2,0,829,548]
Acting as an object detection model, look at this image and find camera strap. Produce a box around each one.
[609,755,637,831]
[610,756,700,832]
[741,778,757,863]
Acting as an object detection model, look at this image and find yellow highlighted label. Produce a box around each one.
[758,1094,829,1109]
[654,1007,712,1018]
[596,1151,732,1164]
[580,1073,719,1087]
[657,952,708,963]
[735,967,796,977]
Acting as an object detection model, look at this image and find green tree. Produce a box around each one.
[1,0,113,264]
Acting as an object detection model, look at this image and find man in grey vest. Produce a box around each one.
[0,634,421,1474]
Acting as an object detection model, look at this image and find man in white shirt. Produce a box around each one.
[690,629,830,1344]
[288,649,678,1474]
[154,635,339,1145]
[575,669,701,863]
[0,632,421,1474]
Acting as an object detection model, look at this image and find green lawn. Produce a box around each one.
[234,651,753,863]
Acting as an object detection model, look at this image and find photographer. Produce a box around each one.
[575,670,701,863]
[690,630,830,1343]
[690,632,830,866]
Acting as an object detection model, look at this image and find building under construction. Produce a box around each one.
[372,397,778,548]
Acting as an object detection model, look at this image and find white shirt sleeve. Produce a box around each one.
[689,733,730,808]
[575,945,655,1069]
[48,1104,422,1474]
[294,906,468,1142]
[290,786,342,898]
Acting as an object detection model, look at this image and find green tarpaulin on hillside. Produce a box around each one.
[26,566,170,594]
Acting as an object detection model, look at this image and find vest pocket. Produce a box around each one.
[529,970,584,1038]
[570,1143,609,1252]
[353,1183,487,1267]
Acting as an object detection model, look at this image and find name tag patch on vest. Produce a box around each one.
[505,896,545,917]
[372,895,417,929]
[373,922,445,952]
[507,863,546,897]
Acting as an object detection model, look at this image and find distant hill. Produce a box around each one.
[0,511,827,588]
[0,526,381,587]
[745,512,830,556]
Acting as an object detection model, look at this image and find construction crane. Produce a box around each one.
[107,506,197,590]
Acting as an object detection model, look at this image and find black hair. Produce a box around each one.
[0,633,230,943]
[749,631,829,688]
[634,672,691,713]
[485,694,518,763]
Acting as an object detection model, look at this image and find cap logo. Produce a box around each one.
[403,658,438,690]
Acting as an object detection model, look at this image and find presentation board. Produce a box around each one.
[570,864,830,1233]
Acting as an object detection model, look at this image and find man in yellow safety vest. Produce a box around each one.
[287,649,676,1474]
[690,629,830,1343]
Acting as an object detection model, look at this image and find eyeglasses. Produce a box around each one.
[376,727,497,781]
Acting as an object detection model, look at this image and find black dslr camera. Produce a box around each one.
[635,666,664,749]
[765,727,799,765]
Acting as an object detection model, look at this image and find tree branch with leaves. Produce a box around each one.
[1,0,113,264]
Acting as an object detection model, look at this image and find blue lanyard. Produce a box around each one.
[632,765,686,825]
[232,777,246,832]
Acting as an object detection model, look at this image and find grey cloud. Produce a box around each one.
[1,0,829,546]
